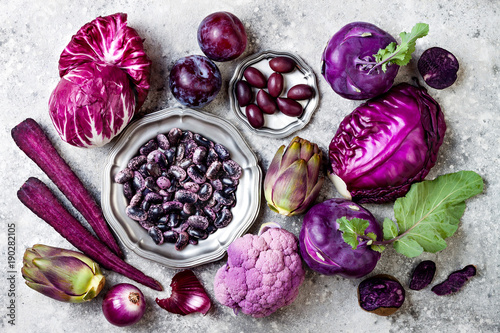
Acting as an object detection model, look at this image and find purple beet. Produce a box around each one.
[358,274,405,316]
[409,260,436,290]
[431,265,476,296]
[418,47,459,89]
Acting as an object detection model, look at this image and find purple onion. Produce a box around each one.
[102,283,146,327]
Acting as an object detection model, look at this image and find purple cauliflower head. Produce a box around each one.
[214,226,305,318]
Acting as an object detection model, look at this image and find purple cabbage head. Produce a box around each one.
[321,22,399,100]
[299,198,382,278]
[48,62,136,148]
[58,13,151,108]
[328,83,446,203]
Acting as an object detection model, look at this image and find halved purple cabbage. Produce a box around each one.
[328,83,446,203]
[321,22,399,100]
[299,198,382,278]
[48,62,135,148]
[59,13,151,108]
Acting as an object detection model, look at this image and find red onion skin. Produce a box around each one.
[102,283,146,327]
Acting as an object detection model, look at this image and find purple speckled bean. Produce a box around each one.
[169,165,187,181]
[183,182,200,193]
[188,228,208,240]
[128,155,147,170]
[141,200,150,212]
[183,203,196,215]
[214,190,235,206]
[206,161,221,180]
[194,133,212,148]
[162,201,183,212]
[168,128,182,146]
[148,226,164,245]
[157,133,170,150]
[139,219,155,230]
[178,158,193,169]
[184,140,198,158]
[132,171,145,191]
[223,160,242,179]
[157,176,171,190]
[148,204,164,222]
[163,230,178,243]
[140,139,158,156]
[165,148,176,165]
[193,146,208,164]
[203,206,216,221]
[189,238,199,246]
[180,130,193,142]
[175,190,198,204]
[126,206,148,221]
[129,192,143,207]
[145,192,163,203]
[187,165,206,184]
[206,148,219,165]
[168,213,180,228]
[211,179,223,191]
[198,183,213,201]
[115,168,134,184]
[214,143,230,161]
[176,143,185,160]
[123,181,134,200]
[146,161,162,178]
[187,215,209,229]
[145,177,160,192]
[214,208,232,228]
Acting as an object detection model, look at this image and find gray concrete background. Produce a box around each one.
[1,0,499,332]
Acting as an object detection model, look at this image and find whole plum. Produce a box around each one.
[197,12,247,62]
[169,55,222,107]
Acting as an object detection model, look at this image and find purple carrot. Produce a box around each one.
[17,177,163,291]
[11,118,123,258]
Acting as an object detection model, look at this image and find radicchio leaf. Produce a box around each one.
[155,270,211,316]
[59,13,152,108]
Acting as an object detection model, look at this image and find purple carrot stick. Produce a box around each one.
[11,118,123,258]
[17,177,162,291]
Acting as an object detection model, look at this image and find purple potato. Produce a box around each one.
[431,265,476,296]
[244,67,267,88]
[409,260,436,290]
[169,55,222,107]
[269,56,296,73]
[267,72,284,97]
[358,274,405,316]
[418,47,459,89]
[277,97,303,117]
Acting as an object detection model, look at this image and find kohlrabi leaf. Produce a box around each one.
[374,23,429,72]
[383,218,398,240]
[392,171,484,257]
[337,217,369,250]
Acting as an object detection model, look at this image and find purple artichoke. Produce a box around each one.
[22,244,105,303]
[328,82,446,203]
[264,136,324,216]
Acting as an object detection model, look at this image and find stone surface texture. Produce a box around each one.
[1,1,499,332]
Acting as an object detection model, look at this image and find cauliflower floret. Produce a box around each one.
[213,227,305,318]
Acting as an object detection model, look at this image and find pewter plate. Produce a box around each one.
[101,108,262,269]
[229,50,320,138]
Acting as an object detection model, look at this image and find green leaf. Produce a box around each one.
[383,218,398,240]
[392,171,484,257]
[370,244,386,253]
[373,23,429,72]
[337,217,370,250]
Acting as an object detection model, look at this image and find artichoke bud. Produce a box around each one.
[22,244,105,303]
[264,136,324,216]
